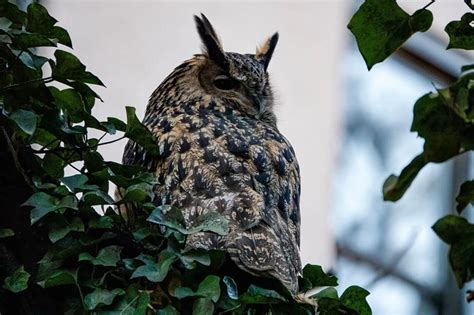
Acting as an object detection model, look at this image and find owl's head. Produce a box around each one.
[194,14,279,121]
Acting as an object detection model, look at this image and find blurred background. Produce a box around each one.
[22,0,474,313]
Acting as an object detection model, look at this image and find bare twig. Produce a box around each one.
[421,0,435,10]
[1,77,53,92]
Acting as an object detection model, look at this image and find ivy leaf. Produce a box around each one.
[60,174,99,193]
[193,297,214,315]
[461,64,474,72]
[348,0,433,69]
[312,287,339,299]
[174,275,221,303]
[107,117,127,132]
[42,152,66,179]
[3,266,30,293]
[147,206,229,236]
[37,269,77,288]
[340,286,372,315]
[49,216,84,243]
[223,276,239,300]
[433,215,474,287]
[456,181,474,213]
[79,245,122,267]
[134,291,151,315]
[88,215,114,229]
[50,87,87,123]
[445,13,474,50]
[0,228,14,239]
[8,109,38,135]
[130,249,177,282]
[123,182,154,202]
[23,192,78,225]
[13,33,56,49]
[26,3,72,47]
[302,264,338,287]
[239,285,287,304]
[82,190,115,205]
[52,50,103,85]
[156,305,179,315]
[124,106,160,156]
[196,275,221,303]
[26,3,55,32]
[84,288,125,311]
[383,153,427,201]
[411,92,466,162]
[179,249,211,269]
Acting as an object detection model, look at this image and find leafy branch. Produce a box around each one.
[349,0,474,302]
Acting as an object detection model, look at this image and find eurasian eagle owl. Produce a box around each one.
[122,14,301,294]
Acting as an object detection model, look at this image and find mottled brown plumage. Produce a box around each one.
[122,14,301,294]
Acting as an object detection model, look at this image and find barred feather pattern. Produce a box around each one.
[122,52,302,294]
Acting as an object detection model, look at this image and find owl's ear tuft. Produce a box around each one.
[256,32,279,71]
[194,14,228,71]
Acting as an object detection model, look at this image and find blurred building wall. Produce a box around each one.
[44,0,351,269]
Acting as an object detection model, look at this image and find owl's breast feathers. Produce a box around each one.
[123,95,301,294]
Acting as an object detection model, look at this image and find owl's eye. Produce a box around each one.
[213,75,239,91]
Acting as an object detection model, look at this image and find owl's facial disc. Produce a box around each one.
[194,14,277,119]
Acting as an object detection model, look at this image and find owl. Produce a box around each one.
[122,14,302,294]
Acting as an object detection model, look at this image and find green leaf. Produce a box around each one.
[302,264,338,287]
[49,216,84,243]
[340,286,372,315]
[193,297,214,315]
[147,206,229,236]
[79,245,122,267]
[412,92,467,161]
[239,285,287,304]
[433,215,474,287]
[312,287,339,299]
[50,87,87,123]
[124,106,160,156]
[23,192,78,225]
[179,249,211,269]
[123,182,153,202]
[1,2,26,25]
[462,64,474,72]
[107,117,127,132]
[38,269,77,288]
[0,228,14,238]
[88,215,114,229]
[130,250,177,282]
[348,0,433,69]
[52,50,103,85]
[82,190,114,205]
[456,181,474,213]
[60,174,99,193]
[84,288,125,311]
[42,152,66,179]
[8,109,38,135]
[383,153,427,201]
[133,291,151,315]
[26,3,57,33]
[13,33,56,49]
[3,266,30,293]
[198,275,221,302]
[445,13,474,50]
[156,305,179,315]
[26,3,72,47]
[223,276,239,300]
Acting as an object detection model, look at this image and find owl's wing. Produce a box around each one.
[122,105,302,294]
